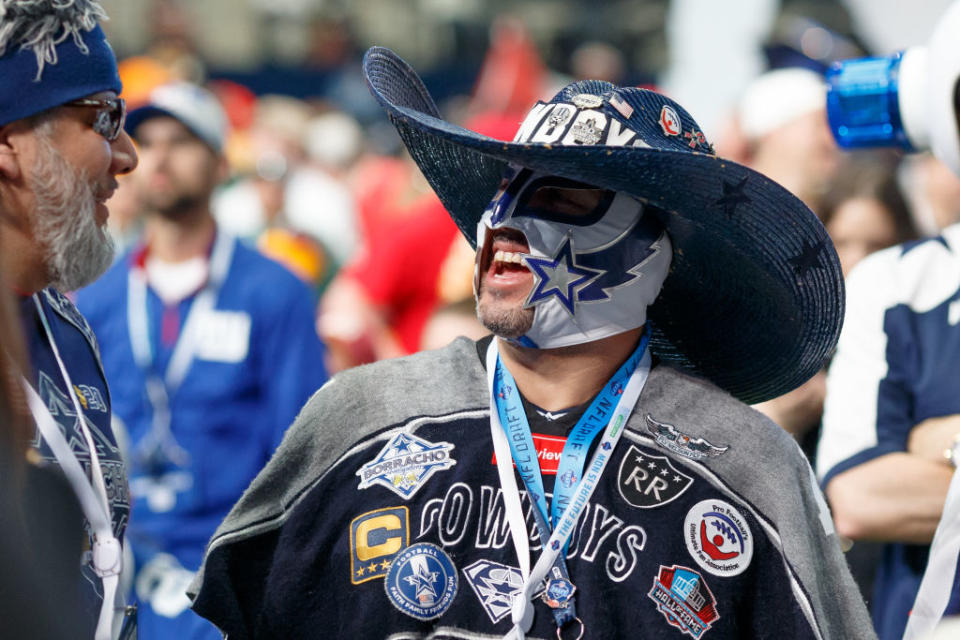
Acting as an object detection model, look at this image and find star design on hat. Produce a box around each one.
[788,240,826,278]
[524,236,602,315]
[714,176,750,218]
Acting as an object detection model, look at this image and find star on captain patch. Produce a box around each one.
[714,176,750,218]
[356,432,456,500]
[523,236,602,315]
[788,240,825,278]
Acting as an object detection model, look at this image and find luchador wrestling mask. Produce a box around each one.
[475,164,673,349]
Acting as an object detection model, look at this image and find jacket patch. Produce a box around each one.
[463,559,528,623]
[648,565,720,638]
[384,542,458,620]
[356,432,456,500]
[683,499,753,577]
[645,414,729,461]
[350,507,409,584]
[617,444,693,509]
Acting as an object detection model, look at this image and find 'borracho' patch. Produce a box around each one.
[356,432,456,500]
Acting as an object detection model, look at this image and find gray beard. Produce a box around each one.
[30,135,115,292]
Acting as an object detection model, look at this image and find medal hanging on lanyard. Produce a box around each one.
[126,232,233,478]
[27,295,122,640]
[487,329,652,640]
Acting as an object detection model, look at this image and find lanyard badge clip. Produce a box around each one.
[92,534,123,578]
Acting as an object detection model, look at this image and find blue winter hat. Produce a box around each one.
[0,1,122,127]
[363,46,844,404]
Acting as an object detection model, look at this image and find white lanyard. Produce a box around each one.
[903,467,960,639]
[128,230,233,390]
[126,231,233,468]
[29,295,121,640]
[486,339,652,640]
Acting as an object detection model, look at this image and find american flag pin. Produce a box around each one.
[609,93,634,119]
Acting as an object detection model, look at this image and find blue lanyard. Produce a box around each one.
[493,330,650,538]
[491,329,650,629]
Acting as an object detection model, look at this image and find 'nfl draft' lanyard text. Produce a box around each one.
[27,296,121,640]
[486,331,651,639]
[126,231,233,470]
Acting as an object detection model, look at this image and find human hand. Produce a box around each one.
[908,414,960,464]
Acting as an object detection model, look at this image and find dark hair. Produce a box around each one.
[820,151,918,244]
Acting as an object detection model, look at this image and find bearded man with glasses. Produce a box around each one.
[0,2,137,639]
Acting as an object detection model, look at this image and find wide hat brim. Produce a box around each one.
[363,46,844,404]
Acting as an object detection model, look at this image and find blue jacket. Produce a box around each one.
[22,288,129,639]
[76,232,328,638]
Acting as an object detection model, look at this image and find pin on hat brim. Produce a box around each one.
[362,46,843,405]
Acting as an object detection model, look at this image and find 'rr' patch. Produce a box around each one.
[349,507,409,584]
[648,565,720,639]
[356,432,456,500]
[683,499,753,577]
[385,543,458,620]
[617,444,693,509]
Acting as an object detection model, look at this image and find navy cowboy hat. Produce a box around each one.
[363,46,843,405]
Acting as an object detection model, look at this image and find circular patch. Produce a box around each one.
[683,499,753,577]
[385,542,458,620]
[659,105,681,136]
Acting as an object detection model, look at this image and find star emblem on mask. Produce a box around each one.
[788,240,826,278]
[523,236,602,315]
[714,176,750,218]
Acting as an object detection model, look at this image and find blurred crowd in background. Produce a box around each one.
[96,0,960,376]
[59,0,960,633]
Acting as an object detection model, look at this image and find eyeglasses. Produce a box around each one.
[63,97,126,141]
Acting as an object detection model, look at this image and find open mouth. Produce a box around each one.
[480,226,531,278]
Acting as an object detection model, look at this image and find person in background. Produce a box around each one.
[723,66,841,217]
[756,151,920,454]
[900,153,960,236]
[74,82,328,639]
[818,152,960,640]
[213,96,360,278]
[821,153,918,278]
[0,2,138,638]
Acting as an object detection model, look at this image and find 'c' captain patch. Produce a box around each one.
[350,507,409,584]
[356,432,457,500]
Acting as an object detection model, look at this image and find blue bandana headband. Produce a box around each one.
[0,23,121,127]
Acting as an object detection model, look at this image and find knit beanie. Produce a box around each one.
[0,0,122,127]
